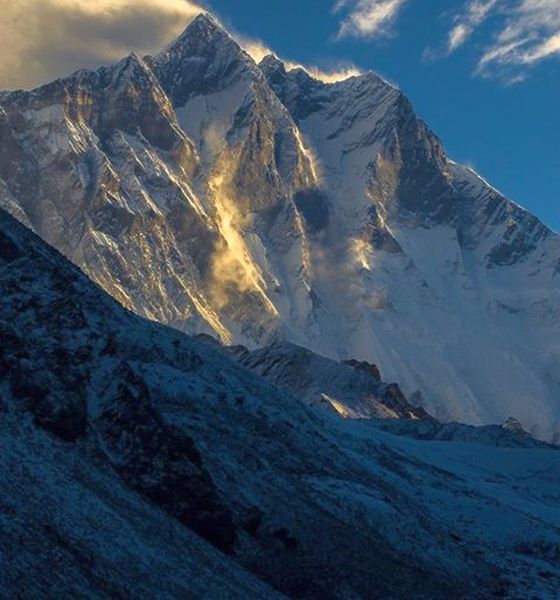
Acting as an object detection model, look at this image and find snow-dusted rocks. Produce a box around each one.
[0,13,559,440]
[226,340,428,420]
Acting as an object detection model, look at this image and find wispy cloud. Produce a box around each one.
[447,0,503,53]
[443,0,560,80]
[287,63,364,83]
[333,0,408,40]
[0,0,362,91]
[0,0,205,90]
[239,38,274,65]
[331,0,560,82]
[477,0,560,74]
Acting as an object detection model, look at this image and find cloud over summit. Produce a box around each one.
[0,0,204,90]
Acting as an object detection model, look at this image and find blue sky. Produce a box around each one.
[209,0,560,231]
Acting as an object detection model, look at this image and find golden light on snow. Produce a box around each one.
[188,293,233,345]
[352,237,372,270]
[241,40,273,65]
[284,62,363,84]
[293,127,322,186]
[207,157,277,315]
[239,38,362,84]
[323,395,352,418]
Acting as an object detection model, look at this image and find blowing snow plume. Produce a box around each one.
[207,153,278,317]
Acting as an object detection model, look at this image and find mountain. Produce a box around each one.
[2,206,560,597]
[0,13,559,441]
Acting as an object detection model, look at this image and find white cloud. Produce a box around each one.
[444,0,560,79]
[329,0,560,82]
[241,39,274,65]
[447,0,503,53]
[333,0,408,40]
[0,0,205,90]
[288,64,363,83]
[479,0,560,71]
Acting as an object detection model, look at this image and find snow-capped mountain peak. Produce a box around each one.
[152,13,259,105]
[1,18,559,441]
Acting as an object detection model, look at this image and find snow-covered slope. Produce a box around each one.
[0,422,282,599]
[1,207,560,598]
[1,14,559,440]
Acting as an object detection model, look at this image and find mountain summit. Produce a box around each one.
[0,17,559,441]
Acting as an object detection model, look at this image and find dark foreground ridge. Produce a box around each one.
[1,207,560,597]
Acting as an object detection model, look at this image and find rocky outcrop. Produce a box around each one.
[343,358,382,381]
[231,341,431,420]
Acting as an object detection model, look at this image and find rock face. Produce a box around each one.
[0,13,559,440]
[1,206,560,598]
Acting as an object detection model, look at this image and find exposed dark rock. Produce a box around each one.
[294,188,330,233]
[96,363,237,554]
[343,358,381,381]
[31,391,87,443]
[9,359,49,402]
[0,229,22,262]
[380,382,429,418]
[273,527,298,551]
[241,506,264,536]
